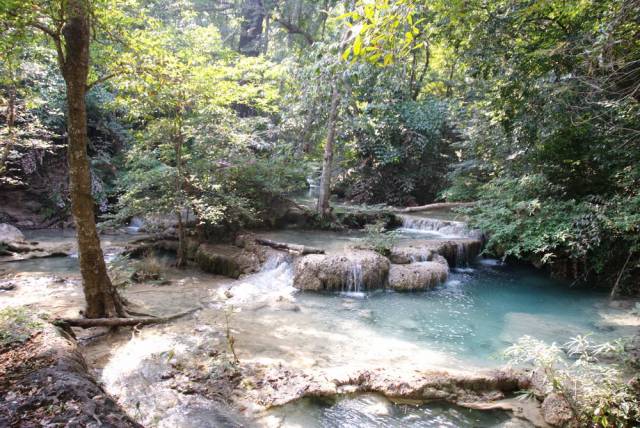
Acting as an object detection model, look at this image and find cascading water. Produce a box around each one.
[223,255,296,305]
[398,215,471,238]
[343,262,364,294]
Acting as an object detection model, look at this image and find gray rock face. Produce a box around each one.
[293,250,390,291]
[195,244,260,279]
[390,238,482,267]
[0,223,25,244]
[541,393,575,427]
[388,262,448,291]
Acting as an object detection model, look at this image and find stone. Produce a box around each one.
[0,223,25,244]
[541,393,575,427]
[195,244,260,279]
[293,250,390,291]
[390,238,482,267]
[388,262,448,291]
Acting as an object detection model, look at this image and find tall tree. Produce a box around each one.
[1,0,125,318]
[316,83,340,218]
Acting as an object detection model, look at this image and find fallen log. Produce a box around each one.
[394,202,475,213]
[255,238,325,255]
[54,307,200,329]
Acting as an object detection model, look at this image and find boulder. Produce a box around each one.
[196,244,260,279]
[390,238,482,267]
[0,223,25,244]
[541,393,576,427]
[293,250,389,291]
[388,262,448,291]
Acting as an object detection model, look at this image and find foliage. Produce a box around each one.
[363,221,398,256]
[341,96,454,205]
[505,335,639,427]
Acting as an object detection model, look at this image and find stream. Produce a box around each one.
[2,213,638,427]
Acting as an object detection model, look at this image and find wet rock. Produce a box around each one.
[388,262,448,291]
[125,239,179,258]
[293,250,390,291]
[391,238,482,267]
[541,393,575,427]
[244,365,529,410]
[0,282,16,291]
[0,223,25,244]
[196,244,260,279]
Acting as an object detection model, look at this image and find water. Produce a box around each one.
[397,214,482,239]
[257,228,446,253]
[256,262,614,368]
[270,394,527,428]
[7,228,636,427]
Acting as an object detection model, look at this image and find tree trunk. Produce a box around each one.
[62,0,125,318]
[174,117,187,268]
[239,0,264,56]
[263,13,270,55]
[0,85,16,174]
[317,84,340,218]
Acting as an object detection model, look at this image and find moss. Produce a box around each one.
[0,307,42,347]
[195,247,242,279]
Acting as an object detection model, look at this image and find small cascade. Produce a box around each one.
[343,262,364,293]
[398,215,470,237]
[306,174,320,199]
[223,255,296,304]
[454,241,467,266]
[125,217,144,234]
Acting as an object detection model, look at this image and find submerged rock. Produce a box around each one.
[196,244,260,279]
[388,262,448,291]
[293,250,389,291]
[0,223,25,244]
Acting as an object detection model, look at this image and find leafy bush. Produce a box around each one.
[505,335,639,427]
[464,173,640,293]
[363,221,398,256]
[341,98,455,206]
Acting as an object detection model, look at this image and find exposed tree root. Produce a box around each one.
[54,307,200,329]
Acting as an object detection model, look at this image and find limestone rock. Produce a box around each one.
[388,262,448,291]
[0,223,25,244]
[541,393,575,427]
[196,244,260,279]
[293,250,389,291]
[390,238,482,267]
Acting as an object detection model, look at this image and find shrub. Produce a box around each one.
[505,335,640,427]
[363,221,398,256]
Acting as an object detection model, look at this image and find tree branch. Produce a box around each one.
[273,17,315,45]
[86,71,121,92]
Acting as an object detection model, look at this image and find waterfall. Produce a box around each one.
[343,262,364,293]
[398,215,470,237]
[223,255,296,304]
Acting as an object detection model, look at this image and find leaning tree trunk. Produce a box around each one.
[62,0,125,318]
[317,84,340,218]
